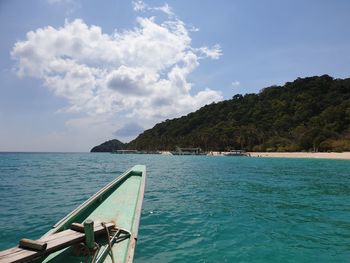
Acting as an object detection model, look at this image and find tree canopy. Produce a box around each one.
[90,139,126,152]
[128,75,350,152]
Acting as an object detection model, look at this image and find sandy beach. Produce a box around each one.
[249,152,350,160]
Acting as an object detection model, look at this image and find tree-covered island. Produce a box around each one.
[92,75,350,152]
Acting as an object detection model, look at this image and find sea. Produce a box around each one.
[1,153,350,262]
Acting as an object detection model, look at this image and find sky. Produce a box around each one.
[1,0,350,152]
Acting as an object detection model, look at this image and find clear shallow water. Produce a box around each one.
[1,153,350,262]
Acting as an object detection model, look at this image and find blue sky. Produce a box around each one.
[1,0,350,152]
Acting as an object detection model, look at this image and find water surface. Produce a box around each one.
[1,153,350,262]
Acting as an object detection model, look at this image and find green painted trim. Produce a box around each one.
[40,165,146,263]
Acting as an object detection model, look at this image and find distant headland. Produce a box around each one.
[90,139,126,152]
[91,75,350,154]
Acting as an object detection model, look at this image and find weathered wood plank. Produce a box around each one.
[0,222,114,263]
[18,239,47,252]
[70,223,84,233]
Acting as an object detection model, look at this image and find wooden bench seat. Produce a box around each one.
[0,222,114,263]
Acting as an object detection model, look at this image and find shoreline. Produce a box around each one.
[248,152,350,160]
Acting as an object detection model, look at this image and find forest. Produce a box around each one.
[91,139,126,152]
[127,75,350,152]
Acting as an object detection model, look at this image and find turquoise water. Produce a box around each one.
[1,153,350,262]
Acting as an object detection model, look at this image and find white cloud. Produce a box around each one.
[232,80,240,87]
[188,25,200,32]
[132,0,147,12]
[153,3,174,16]
[133,1,174,16]
[114,123,144,138]
[196,44,222,59]
[11,4,223,140]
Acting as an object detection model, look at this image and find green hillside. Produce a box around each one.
[128,75,350,152]
[90,139,126,152]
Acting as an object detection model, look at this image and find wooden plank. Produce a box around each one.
[70,223,84,233]
[0,222,114,263]
[18,239,47,252]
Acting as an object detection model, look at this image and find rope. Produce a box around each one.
[84,242,100,263]
[102,222,115,263]
[91,242,100,263]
